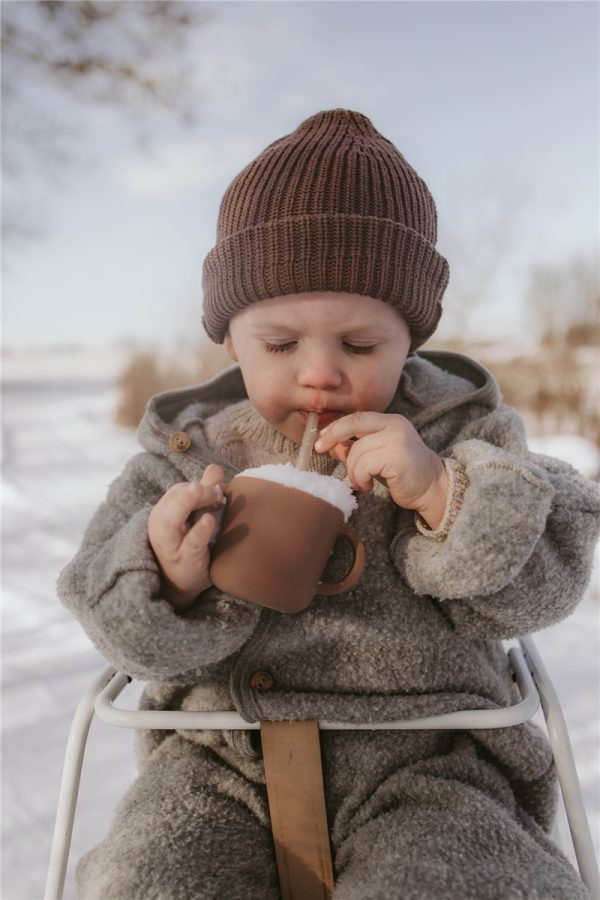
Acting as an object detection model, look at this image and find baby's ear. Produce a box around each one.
[223,331,238,362]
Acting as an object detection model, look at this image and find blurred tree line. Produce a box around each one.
[436,254,599,446]
[1,0,212,242]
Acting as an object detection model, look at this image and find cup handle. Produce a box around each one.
[316,523,366,596]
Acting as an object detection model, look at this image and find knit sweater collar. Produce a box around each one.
[203,400,339,475]
[137,350,500,477]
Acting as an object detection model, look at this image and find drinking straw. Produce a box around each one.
[296,412,319,470]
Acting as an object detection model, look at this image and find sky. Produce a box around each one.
[1,0,598,351]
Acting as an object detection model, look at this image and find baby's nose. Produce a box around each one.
[297,353,343,390]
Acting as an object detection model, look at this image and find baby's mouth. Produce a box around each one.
[299,409,343,428]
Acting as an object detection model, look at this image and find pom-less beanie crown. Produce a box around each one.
[202,109,449,348]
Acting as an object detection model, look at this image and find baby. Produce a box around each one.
[58,109,599,900]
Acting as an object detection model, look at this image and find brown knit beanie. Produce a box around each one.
[202,109,449,349]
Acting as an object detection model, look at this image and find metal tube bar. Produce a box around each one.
[95,646,538,732]
[44,666,117,900]
[520,636,600,899]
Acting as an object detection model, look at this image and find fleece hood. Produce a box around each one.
[137,349,501,468]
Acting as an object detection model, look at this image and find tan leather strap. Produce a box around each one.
[261,720,334,900]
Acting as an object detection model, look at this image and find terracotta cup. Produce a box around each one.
[209,476,366,613]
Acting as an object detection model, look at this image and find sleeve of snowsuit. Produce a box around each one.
[391,404,600,638]
[56,452,261,680]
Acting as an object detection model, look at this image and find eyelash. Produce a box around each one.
[264,342,377,355]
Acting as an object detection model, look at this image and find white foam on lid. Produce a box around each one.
[235,464,358,522]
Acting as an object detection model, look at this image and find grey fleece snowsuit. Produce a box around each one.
[57,350,600,900]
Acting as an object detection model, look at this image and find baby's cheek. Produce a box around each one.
[355,373,389,412]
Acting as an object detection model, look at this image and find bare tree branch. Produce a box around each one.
[2,1,211,111]
[1,1,215,244]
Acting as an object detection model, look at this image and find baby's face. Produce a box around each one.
[224,292,411,444]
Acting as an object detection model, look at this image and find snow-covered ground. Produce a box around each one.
[2,349,599,900]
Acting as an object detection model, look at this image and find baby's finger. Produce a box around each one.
[315,411,388,452]
[183,511,220,555]
[342,442,374,492]
[189,467,226,527]
[161,482,223,531]
[200,463,226,489]
[327,441,354,463]
[189,467,225,527]
[189,496,225,536]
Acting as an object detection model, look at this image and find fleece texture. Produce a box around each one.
[57,350,599,899]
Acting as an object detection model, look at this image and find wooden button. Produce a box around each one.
[250,671,274,691]
[169,431,192,453]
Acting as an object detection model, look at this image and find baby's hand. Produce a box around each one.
[315,413,448,529]
[148,464,226,612]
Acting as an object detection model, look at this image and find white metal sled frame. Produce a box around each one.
[44,636,600,900]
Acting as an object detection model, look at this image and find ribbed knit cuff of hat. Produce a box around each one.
[202,214,448,349]
[414,458,469,541]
